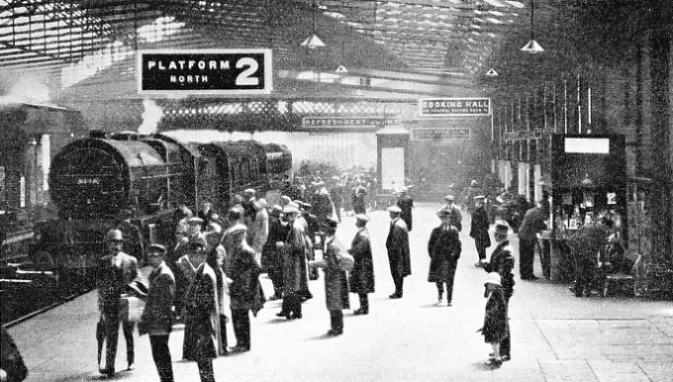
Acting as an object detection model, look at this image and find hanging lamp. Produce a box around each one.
[521,0,544,53]
[301,1,326,49]
[486,68,499,77]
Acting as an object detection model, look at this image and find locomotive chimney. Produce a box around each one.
[138,98,163,135]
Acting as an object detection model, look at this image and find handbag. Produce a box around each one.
[119,295,146,323]
[336,250,354,272]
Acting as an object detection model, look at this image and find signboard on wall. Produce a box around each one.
[138,49,272,95]
[302,116,400,130]
[419,98,490,117]
[411,128,470,141]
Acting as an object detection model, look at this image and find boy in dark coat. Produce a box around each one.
[427,208,462,306]
[348,214,375,314]
[470,196,491,267]
[479,272,509,367]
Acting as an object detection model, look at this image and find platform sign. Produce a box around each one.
[419,98,491,117]
[138,49,272,95]
[411,128,470,141]
[303,116,400,130]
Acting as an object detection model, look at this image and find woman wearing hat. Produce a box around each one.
[479,272,509,367]
[276,203,310,319]
[139,244,175,382]
[348,214,375,315]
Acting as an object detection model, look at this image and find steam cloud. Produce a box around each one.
[138,99,163,134]
[0,69,51,105]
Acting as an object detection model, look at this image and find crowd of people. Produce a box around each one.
[85,171,640,382]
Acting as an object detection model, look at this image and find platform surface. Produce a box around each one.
[7,202,673,382]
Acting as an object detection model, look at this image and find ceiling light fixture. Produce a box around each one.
[486,68,499,77]
[301,0,326,49]
[521,0,544,53]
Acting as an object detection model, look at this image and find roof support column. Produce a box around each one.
[648,4,672,264]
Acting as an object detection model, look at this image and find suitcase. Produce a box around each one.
[119,295,145,322]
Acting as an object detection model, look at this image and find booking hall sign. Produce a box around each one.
[419,98,491,117]
[138,49,273,95]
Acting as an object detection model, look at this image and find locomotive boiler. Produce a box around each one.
[33,131,291,286]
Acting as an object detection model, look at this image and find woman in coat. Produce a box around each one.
[479,272,509,367]
[276,204,310,319]
[182,247,224,382]
[348,214,375,315]
[427,209,462,306]
[310,217,350,336]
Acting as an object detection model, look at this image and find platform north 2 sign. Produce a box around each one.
[138,49,272,95]
[419,98,491,117]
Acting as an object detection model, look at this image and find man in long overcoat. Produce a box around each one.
[385,206,411,299]
[470,196,492,267]
[139,244,175,382]
[517,202,547,280]
[228,225,265,352]
[348,214,375,314]
[96,229,138,377]
[310,217,350,336]
[182,249,222,382]
[427,209,461,306]
[396,186,414,232]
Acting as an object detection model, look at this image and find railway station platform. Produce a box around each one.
[6,203,672,382]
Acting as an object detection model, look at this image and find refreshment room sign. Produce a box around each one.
[138,49,272,95]
[419,98,491,117]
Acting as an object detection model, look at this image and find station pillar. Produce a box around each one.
[376,126,410,191]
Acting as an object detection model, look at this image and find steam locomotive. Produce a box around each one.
[32,131,291,285]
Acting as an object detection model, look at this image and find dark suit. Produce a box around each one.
[427,224,461,303]
[386,218,411,296]
[397,195,414,232]
[96,251,139,372]
[139,262,176,382]
[469,205,491,261]
[517,207,547,278]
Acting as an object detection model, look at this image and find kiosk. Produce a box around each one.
[548,134,627,282]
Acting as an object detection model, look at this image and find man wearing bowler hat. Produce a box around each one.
[96,229,139,377]
[386,206,411,299]
[396,186,414,232]
[443,195,463,231]
[428,208,462,306]
[348,214,375,314]
[139,244,175,382]
[482,221,515,362]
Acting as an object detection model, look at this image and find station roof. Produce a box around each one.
[0,1,668,102]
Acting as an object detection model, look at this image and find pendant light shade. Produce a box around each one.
[521,39,544,53]
[486,68,499,77]
[301,34,325,49]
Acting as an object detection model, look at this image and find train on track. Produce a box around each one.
[29,130,292,290]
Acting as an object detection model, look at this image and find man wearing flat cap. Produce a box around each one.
[243,188,257,203]
[116,209,144,262]
[481,221,515,362]
[96,229,139,376]
[348,214,375,314]
[443,195,463,231]
[470,196,491,267]
[396,186,414,232]
[139,244,175,382]
[428,209,462,306]
[386,206,411,299]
